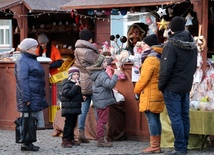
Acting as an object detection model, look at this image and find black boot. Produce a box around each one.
[21,143,39,151]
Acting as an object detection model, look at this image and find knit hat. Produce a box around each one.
[143,34,158,47]
[18,38,38,51]
[170,16,186,32]
[79,29,93,41]
[38,33,49,44]
[68,66,80,76]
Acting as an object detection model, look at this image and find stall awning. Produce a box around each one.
[0,0,71,12]
[60,0,198,10]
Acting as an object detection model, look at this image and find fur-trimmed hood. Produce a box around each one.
[168,30,197,50]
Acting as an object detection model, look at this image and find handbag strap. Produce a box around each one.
[21,105,32,118]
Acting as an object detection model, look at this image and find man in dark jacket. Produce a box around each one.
[158,16,197,155]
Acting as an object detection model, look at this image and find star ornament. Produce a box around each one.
[157,7,167,17]
[157,18,170,30]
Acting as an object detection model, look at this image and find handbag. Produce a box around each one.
[113,89,125,102]
[14,108,38,143]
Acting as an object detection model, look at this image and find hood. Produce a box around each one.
[168,30,197,50]
[75,40,99,52]
[151,44,163,54]
[90,70,105,82]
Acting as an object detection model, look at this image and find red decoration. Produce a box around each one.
[70,10,75,18]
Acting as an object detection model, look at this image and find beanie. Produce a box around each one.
[143,34,158,47]
[79,29,93,41]
[170,16,185,32]
[18,38,38,51]
[38,33,49,44]
[68,66,80,76]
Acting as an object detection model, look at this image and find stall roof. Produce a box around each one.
[0,0,71,12]
[60,0,196,10]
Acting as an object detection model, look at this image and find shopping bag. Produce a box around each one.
[113,89,125,102]
[14,113,38,143]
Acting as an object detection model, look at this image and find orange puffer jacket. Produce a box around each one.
[134,46,164,113]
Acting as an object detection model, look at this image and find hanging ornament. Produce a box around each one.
[75,14,80,25]
[149,23,157,34]
[130,7,136,13]
[167,8,174,17]
[185,13,194,26]
[95,9,103,16]
[120,8,127,16]
[104,9,111,15]
[140,7,147,13]
[70,10,75,18]
[157,18,170,30]
[157,7,167,17]
[146,14,153,25]
[87,9,94,16]
[163,28,171,38]
[111,9,119,15]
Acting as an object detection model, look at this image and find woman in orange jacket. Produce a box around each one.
[134,34,164,154]
[36,33,63,75]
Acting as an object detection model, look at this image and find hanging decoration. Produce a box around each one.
[140,7,147,13]
[149,23,158,34]
[156,7,167,17]
[104,9,111,15]
[120,8,127,16]
[87,9,94,16]
[185,13,194,26]
[156,18,170,30]
[145,14,153,25]
[130,7,136,13]
[70,10,75,18]
[167,8,174,17]
[111,9,119,15]
[95,9,103,16]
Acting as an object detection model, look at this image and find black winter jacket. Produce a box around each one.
[158,30,197,93]
[60,79,83,116]
[15,52,49,112]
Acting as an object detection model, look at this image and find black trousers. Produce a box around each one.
[63,114,78,140]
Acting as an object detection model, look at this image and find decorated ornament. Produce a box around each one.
[146,14,153,25]
[163,28,171,38]
[104,9,111,15]
[185,13,194,26]
[157,7,167,17]
[95,9,103,16]
[70,10,75,18]
[87,9,94,16]
[149,23,158,34]
[120,8,127,16]
[111,9,119,15]
[140,7,147,13]
[130,7,136,13]
[157,18,170,30]
[167,8,174,17]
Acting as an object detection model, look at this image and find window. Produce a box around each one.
[0,19,12,49]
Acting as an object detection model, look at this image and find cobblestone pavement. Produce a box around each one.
[0,129,214,155]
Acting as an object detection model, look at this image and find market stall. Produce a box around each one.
[0,61,52,130]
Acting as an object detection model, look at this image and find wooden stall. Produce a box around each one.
[0,62,52,130]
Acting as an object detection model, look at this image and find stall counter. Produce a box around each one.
[0,62,52,130]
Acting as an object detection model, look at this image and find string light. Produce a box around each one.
[0,0,197,22]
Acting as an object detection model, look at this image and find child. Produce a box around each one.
[60,66,84,148]
[86,56,120,147]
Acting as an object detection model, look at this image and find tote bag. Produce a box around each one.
[14,112,38,143]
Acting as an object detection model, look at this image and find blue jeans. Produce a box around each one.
[163,90,190,153]
[78,95,92,130]
[145,111,161,136]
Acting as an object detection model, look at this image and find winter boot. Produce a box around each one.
[78,129,89,143]
[62,138,72,148]
[143,135,161,153]
[97,137,113,147]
